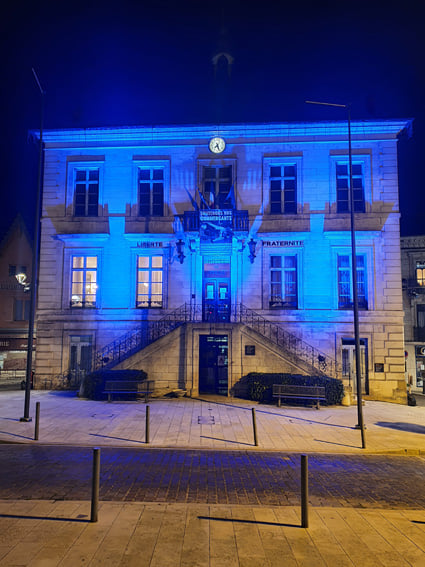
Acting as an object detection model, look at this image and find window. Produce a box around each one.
[136,256,163,307]
[337,254,367,309]
[14,299,30,321]
[336,162,365,213]
[270,164,297,214]
[9,265,26,277]
[138,168,164,216]
[269,255,298,308]
[416,261,425,286]
[71,256,98,308]
[202,165,233,209]
[74,169,99,217]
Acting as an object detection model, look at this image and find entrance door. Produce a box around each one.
[203,261,230,322]
[69,335,92,385]
[199,335,228,395]
[341,338,369,394]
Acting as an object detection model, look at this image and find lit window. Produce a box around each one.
[74,169,99,217]
[71,256,98,308]
[269,255,298,308]
[270,164,297,214]
[202,166,233,209]
[416,262,425,286]
[138,168,164,216]
[336,162,365,213]
[136,256,163,308]
[337,254,367,309]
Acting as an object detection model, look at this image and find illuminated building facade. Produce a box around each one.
[34,121,409,402]
[401,235,425,392]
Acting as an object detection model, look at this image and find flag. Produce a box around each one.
[185,188,199,211]
[197,186,210,209]
[226,184,236,208]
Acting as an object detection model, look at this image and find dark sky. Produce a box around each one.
[0,0,423,238]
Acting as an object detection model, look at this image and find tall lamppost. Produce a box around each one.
[306,100,366,449]
[20,69,45,422]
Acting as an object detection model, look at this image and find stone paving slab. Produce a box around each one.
[0,500,424,566]
[1,390,425,454]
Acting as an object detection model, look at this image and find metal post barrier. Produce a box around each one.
[301,454,309,528]
[251,407,258,446]
[34,402,40,440]
[145,405,150,444]
[91,448,100,523]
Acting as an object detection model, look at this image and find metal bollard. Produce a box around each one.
[251,407,258,446]
[145,405,150,444]
[301,454,309,528]
[34,402,40,441]
[91,448,101,523]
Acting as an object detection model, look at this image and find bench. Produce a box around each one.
[104,380,154,403]
[272,384,326,409]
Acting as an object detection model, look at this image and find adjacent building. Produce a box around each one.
[401,235,425,393]
[33,120,410,402]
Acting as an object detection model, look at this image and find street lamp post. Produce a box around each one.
[20,69,45,422]
[306,100,366,449]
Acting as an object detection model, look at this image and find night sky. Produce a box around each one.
[0,0,423,239]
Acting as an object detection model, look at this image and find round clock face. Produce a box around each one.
[209,137,226,154]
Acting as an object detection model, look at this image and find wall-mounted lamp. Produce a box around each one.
[248,238,257,264]
[176,239,185,264]
[16,273,30,292]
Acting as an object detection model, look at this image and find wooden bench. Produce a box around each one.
[104,380,154,403]
[272,384,326,409]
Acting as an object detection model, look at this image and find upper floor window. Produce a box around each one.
[269,255,298,309]
[74,169,99,217]
[336,162,365,213]
[9,265,26,277]
[270,164,297,214]
[416,261,425,286]
[201,165,233,209]
[71,256,98,308]
[14,299,30,321]
[337,254,367,309]
[136,255,163,308]
[138,167,164,216]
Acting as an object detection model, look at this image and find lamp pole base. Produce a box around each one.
[20,417,32,422]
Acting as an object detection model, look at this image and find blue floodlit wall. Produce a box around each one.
[34,120,409,401]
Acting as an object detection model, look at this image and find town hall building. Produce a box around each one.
[33,120,410,403]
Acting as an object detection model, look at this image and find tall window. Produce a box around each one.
[14,299,30,321]
[270,255,298,308]
[336,162,365,213]
[136,256,163,308]
[71,256,98,308]
[270,165,297,214]
[138,168,164,216]
[337,254,367,309]
[416,261,425,286]
[74,169,99,216]
[202,165,233,209]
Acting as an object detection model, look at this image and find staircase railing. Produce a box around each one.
[94,303,202,370]
[233,304,340,378]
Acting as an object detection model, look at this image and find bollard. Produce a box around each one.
[145,405,150,444]
[91,447,101,523]
[251,407,258,446]
[34,402,40,441]
[301,454,309,528]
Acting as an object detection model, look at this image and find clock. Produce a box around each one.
[209,136,226,154]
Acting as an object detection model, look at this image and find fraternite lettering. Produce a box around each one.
[136,242,163,248]
[262,240,304,247]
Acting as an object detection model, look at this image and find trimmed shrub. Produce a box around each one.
[245,372,344,406]
[81,369,148,400]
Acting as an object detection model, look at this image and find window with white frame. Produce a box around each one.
[336,162,365,213]
[138,167,164,216]
[136,256,163,308]
[337,254,367,309]
[269,164,297,214]
[70,256,98,308]
[74,169,99,217]
[269,255,298,308]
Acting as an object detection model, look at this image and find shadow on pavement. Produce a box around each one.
[375,422,425,434]
[200,435,254,446]
[314,439,360,449]
[0,430,33,440]
[90,433,145,444]
[198,515,300,528]
[0,513,88,523]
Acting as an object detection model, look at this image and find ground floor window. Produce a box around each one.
[337,254,367,309]
[269,255,298,308]
[136,255,163,307]
[71,256,98,308]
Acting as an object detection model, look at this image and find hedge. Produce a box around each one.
[80,369,148,400]
[245,372,344,406]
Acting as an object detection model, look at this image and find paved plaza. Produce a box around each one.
[0,391,425,565]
